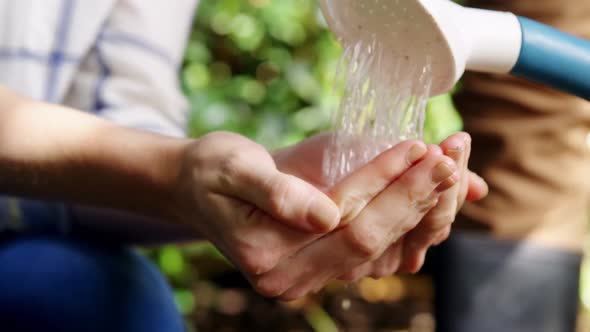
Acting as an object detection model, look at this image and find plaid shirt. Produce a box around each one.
[0,0,198,233]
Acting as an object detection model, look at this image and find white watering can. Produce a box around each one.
[320,0,590,100]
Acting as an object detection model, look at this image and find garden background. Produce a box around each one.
[150,0,590,330]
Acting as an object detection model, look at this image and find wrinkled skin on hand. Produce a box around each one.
[270,132,487,299]
[173,132,341,278]
[173,131,487,301]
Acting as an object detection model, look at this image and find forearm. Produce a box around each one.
[69,205,200,245]
[0,87,189,223]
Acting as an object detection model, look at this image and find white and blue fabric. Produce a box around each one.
[0,0,198,233]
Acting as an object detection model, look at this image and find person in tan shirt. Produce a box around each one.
[428,1,590,331]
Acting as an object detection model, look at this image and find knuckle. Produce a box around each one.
[253,276,289,298]
[265,175,292,217]
[279,289,306,302]
[434,212,456,226]
[218,151,249,187]
[399,172,428,195]
[423,211,455,231]
[237,245,279,276]
[398,169,419,187]
[399,173,431,203]
[370,270,388,280]
[339,272,358,282]
[428,144,443,155]
[241,206,264,226]
[440,155,455,167]
[425,208,456,227]
[339,192,369,223]
[342,264,370,282]
[411,192,439,214]
[344,227,384,260]
[370,264,390,279]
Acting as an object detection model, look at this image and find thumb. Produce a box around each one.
[259,171,341,233]
[211,151,340,233]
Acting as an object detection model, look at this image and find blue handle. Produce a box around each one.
[511,17,590,100]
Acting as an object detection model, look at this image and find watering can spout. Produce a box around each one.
[441,2,522,73]
[320,0,590,100]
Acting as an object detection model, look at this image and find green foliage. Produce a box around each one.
[159,246,186,277]
[183,0,462,149]
[183,0,341,149]
[425,94,463,144]
[174,289,196,315]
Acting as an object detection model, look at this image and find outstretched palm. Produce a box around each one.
[271,132,488,285]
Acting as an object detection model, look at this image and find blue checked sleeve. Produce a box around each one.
[70,0,198,137]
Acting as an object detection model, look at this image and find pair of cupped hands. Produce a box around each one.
[173,131,488,301]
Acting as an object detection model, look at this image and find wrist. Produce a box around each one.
[0,86,197,229]
[129,132,194,223]
[82,122,195,224]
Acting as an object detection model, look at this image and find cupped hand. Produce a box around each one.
[270,132,487,298]
[173,131,486,301]
[397,132,488,273]
[171,131,341,281]
[340,133,488,281]
[259,137,461,300]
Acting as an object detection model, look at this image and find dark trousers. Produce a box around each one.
[0,235,185,332]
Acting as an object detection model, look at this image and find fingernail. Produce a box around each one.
[406,144,427,165]
[446,146,463,161]
[436,172,460,192]
[432,162,456,183]
[308,197,340,232]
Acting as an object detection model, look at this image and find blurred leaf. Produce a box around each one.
[304,304,339,332]
[159,246,185,277]
[184,63,211,91]
[174,289,196,315]
[424,93,463,144]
